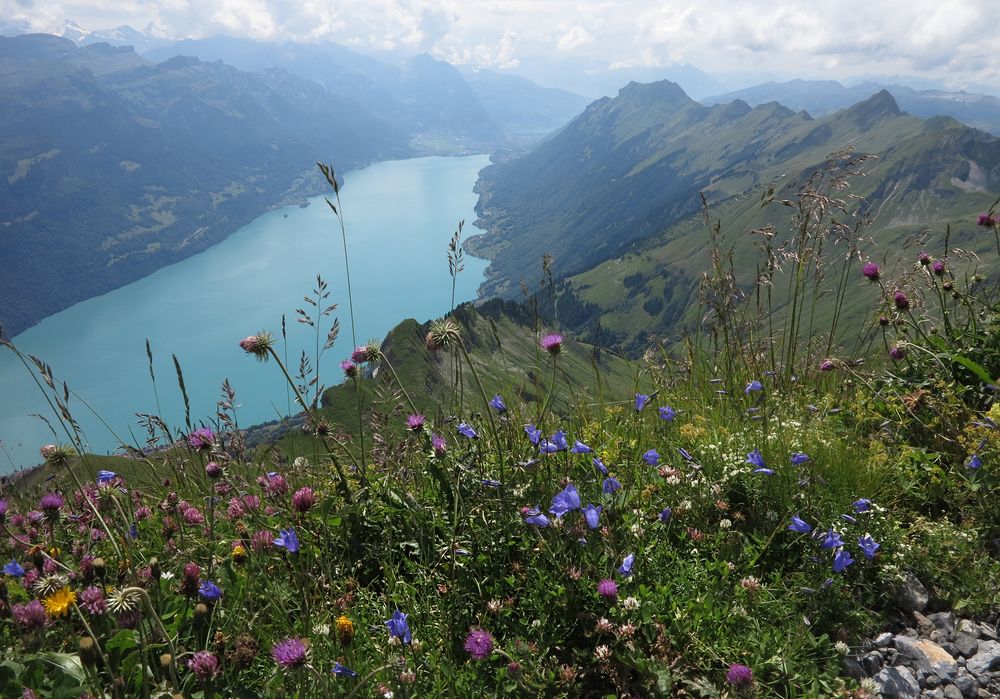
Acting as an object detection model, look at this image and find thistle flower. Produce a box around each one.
[204,461,223,479]
[43,587,76,618]
[271,637,309,669]
[918,252,931,265]
[12,599,48,631]
[463,627,494,660]
[339,359,358,378]
[889,344,906,361]
[893,290,909,310]
[405,414,426,432]
[726,663,753,686]
[425,319,462,351]
[187,427,215,451]
[819,359,835,372]
[188,650,221,681]
[431,433,447,457]
[39,444,75,467]
[238,332,274,361]
[861,262,880,281]
[977,213,997,227]
[540,333,563,355]
[932,259,945,276]
[597,578,618,599]
[39,492,63,514]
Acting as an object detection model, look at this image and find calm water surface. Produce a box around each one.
[0,155,490,473]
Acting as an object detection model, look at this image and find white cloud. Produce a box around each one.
[2,0,998,93]
[556,25,592,51]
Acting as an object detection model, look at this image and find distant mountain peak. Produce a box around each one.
[617,79,693,106]
[842,89,902,129]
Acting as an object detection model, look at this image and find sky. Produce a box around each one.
[3,0,999,95]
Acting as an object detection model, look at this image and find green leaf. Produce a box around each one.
[949,353,992,384]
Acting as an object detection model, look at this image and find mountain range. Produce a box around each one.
[703,79,1000,136]
[471,81,1000,353]
[0,33,408,337]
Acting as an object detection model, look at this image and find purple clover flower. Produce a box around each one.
[271,637,308,669]
[597,578,618,599]
[463,627,494,660]
[726,663,753,686]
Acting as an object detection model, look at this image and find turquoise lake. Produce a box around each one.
[0,155,491,473]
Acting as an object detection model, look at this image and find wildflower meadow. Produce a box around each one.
[0,162,998,698]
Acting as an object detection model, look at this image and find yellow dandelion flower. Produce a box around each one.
[44,586,76,618]
[336,615,355,644]
[231,544,247,565]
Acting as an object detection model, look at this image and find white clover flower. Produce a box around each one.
[719,519,732,530]
[835,641,850,655]
[622,596,640,610]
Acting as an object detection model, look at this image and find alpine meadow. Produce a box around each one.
[1,3,1000,698]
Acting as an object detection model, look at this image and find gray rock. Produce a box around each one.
[925,672,943,688]
[943,685,964,699]
[980,624,998,642]
[941,642,962,658]
[929,612,957,637]
[895,573,929,612]
[957,620,982,639]
[842,655,866,680]
[875,666,921,698]
[923,690,944,699]
[894,635,959,679]
[958,657,967,667]
[955,633,980,659]
[954,672,979,697]
[875,632,894,648]
[863,651,884,676]
[976,689,992,698]
[915,611,936,635]
[967,640,1000,675]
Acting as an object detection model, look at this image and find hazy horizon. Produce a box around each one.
[2,1,998,99]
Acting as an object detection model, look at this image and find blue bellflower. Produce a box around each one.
[523,507,550,527]
[3,559,25,577]
[582,504,602,529]
[643,449,660,466]
[550,484,581,517]
[820,528,844,549]
[571,441,593,454]
[788,515,812,534]
[385,609,412,644]
[593,457,608,475]
[602,477,622,494]
[274,528,300,553]
[97,470,117,484]
[659,406,676,421]
[659,507,672,523]
[524,424,541,445]
[832,549,855,573]
[489,394,507,412]
[858,534,880,560]
[457,423,478,439]
[199,580,223,602]
[332,662,358,678]
[790,452,810,465]
[618,553,635,577]
[635,394,650,411]
[852,498,872,513]
[745,380,763,394]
